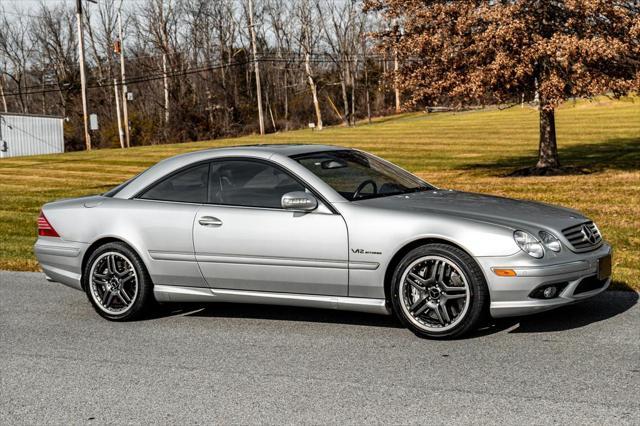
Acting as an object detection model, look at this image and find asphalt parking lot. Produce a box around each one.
[1,271,638,424]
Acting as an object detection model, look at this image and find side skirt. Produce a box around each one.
[153,285,391,315]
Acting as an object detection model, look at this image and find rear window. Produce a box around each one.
[103,174,140,197]
[139,164,209,203]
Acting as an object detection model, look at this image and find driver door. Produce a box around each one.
[193,159,349,296]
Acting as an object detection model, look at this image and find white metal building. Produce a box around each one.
[0,113,65,159]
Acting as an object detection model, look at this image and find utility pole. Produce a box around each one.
[248,0,265,135]
[76,0,93,150]
[162,53,170,124]
[117,0,130,148]
[114,78,125,148]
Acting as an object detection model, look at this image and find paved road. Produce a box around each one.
[1,271,638,424]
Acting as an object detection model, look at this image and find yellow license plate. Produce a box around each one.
[598,254,612,280]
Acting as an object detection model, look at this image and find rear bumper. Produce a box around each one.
[478,244,612,318]
[34,237,87,291]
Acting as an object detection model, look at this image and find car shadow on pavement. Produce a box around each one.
[476,291,639,336]
[149,292,637,335]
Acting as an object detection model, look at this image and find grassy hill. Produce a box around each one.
[1,98,638,290]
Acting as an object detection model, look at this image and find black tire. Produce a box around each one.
[390,243,488,339]
[82,242,154,321]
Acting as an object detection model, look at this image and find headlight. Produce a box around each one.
[513,230,544,258]
[539,231,561,252]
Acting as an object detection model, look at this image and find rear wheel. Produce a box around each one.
[83,242,153,321]
[390,244,488,338]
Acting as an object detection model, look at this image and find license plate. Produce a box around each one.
[598,254,612,280]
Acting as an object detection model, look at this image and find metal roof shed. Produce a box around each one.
[0,113,65,159]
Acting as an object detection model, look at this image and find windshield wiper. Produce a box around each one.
[351,186,434,201]
[402,186,433,194]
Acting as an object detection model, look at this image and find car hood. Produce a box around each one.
[356,190,589,232]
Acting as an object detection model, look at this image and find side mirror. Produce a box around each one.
[281,191,318,211]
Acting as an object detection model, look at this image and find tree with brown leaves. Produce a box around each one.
[366,0,640,172]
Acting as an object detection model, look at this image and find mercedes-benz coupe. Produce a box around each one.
[35,145,612,338]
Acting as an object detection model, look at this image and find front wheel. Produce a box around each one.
[83,242,153,321]
[390,244,488,339]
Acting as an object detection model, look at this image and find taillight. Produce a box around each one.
[37,211,60,237]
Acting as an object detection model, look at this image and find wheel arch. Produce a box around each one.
[81,236,149,289]
[383,237,488,308]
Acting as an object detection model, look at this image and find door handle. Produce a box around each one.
[198,216,223,227]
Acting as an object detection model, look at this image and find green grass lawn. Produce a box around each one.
[1,98,639,290]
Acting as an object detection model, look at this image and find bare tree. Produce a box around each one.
[265,0,296,129]
[295,0,323,130]
[0,72,7,112]
[139,0,181,128]
[1,0,400,148]
[0,10,33,113]
[317,0,365,126]
[30,4,79,117]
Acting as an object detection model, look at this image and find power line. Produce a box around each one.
[2,57,249,97]
[0,54,393,98]
[1,10,41,18]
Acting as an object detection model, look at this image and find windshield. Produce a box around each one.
[293,150,434,201]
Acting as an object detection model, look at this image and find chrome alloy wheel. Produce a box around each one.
[398,255,471,333]
[89,252,138,315]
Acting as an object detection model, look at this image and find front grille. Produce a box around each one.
[574,275,607,295]
[562,221,602,252]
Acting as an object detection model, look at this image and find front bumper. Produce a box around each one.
[478,243,612,318]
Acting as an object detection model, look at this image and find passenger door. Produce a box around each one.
[193,159,349,296]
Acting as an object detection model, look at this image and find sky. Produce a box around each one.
[1,0,88,15]
[0,0,142,15]
[2,0,81,11]
[0,0,151,25]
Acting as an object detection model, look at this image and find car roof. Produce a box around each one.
[175,143,346,160]
[155,143,348,172]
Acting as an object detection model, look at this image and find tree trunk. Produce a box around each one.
[394,49,401,113]
[1,76,8,112]
[537,106,560,168]
[350,65,356,126]
[362,41,371,124]
[305,52,323,131]
[340,76,349,126]
[41,75,46,114]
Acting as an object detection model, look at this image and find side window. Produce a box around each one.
[140,163,209,203]
[209,160,305,208]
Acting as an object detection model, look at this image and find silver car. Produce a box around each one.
[34,145,612,338]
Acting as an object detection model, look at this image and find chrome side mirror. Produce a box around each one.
[281,191,318,211]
